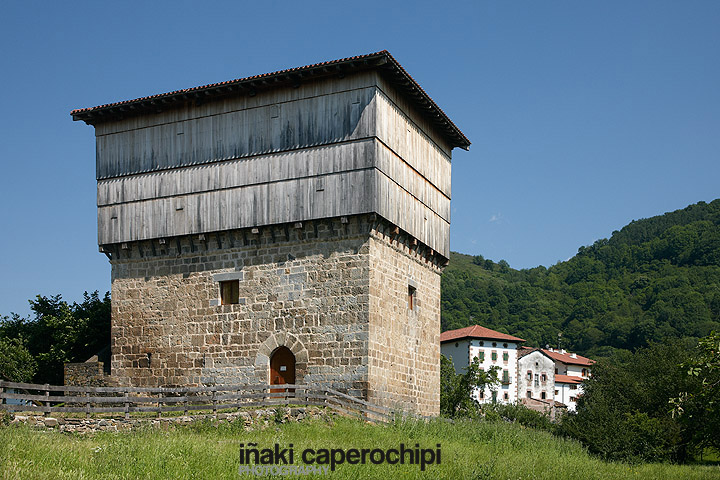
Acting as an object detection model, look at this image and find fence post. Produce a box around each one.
[124,392,129,420]
[212,389,217,415]
[44,384,50,417]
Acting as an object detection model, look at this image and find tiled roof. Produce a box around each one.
[70,50,470,150]
[542,349,595,366]
[555,374,583,384]
[440,325,525,343]
[517,347,554,360]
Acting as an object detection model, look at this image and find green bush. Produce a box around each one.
[483,402,555,432]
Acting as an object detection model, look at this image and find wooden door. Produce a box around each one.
[270,347,295,394]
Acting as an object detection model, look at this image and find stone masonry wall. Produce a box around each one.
[64,362,115,387]
[367,230,442,416]
[109,214,442,413]
[110,216,373,396]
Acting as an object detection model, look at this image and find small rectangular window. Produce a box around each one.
[491,351,497,362]
[478,351,485,362]
[408,285,416,310]
[502,369,510,384]
[527,391,532,398]
[220,280,239,305]
[541,392,547,400]
[502,352,509,362]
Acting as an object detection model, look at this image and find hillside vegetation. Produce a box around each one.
[442,199,720,358]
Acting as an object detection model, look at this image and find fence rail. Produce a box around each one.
[0,381,393,423]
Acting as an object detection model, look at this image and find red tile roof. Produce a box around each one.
[70,50,470,150]
[542,349,595,366]
[555,374,583,384]
[517,346,554,360]
[440,325,525,343]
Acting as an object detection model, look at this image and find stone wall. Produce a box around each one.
[64,362,114,387]
[367,230,441,416]
[108,214,442,414]
[7,407,331,433]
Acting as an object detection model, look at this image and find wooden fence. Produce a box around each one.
[0,381,393,423]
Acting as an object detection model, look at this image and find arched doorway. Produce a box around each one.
[270,346,296,393]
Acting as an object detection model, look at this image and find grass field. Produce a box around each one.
[1,415,718,479]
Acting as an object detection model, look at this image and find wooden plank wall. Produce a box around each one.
[95,71,455,256]
[99,167,376,244]
[96,79,378,180]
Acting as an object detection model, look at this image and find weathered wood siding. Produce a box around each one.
[95,74,379,179]
[96,71,454,257]
[99,163,376,244]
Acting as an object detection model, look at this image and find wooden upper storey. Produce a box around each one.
[73,53,469,258]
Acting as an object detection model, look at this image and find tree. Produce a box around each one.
[440,355,499,418]
[0,337,36,382]
[671,331,720,453]
[559,341,700,462]
[0,291,110,384]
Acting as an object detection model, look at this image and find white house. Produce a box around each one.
[440,325,525,404]
[543,348,594,411]
[517,348,555,404]
[554,374,583,411]
[441,325,595,413]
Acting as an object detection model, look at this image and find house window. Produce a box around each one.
[541,392,546,400]
[220,280,239,305]
[570,385,578,390]
[502,352,509,362]
[527,391,532,398]
[555,390,559,396]
[502,369,510,384]
[503,392,509,400]
[478,390,484,400]
[408,285,416,310]
[479,341,484,346]
[478,351,485,362]
[503,343,508,348]
[491,391,497,402]
[570,396,577,402]
[526,371,532,381]
[534,374,539,387]
[492,342,497,347]
[555,368,558,374]
[491,351,497,362]
[541,373,547,383]
[582,368,587,377]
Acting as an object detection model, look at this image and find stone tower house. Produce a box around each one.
[72,51,469,415]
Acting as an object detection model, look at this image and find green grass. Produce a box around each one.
[1,416,718,479]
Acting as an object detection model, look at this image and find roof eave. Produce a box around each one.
[71,51,471,150]
[440,335,526,344]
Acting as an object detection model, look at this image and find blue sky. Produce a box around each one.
[1,1,719,317]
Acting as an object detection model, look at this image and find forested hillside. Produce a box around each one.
[442,199,720,358]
